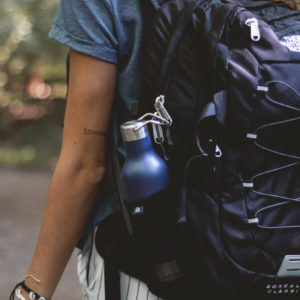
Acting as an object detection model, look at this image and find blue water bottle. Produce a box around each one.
[120,120,184,294]
[120,120,170,203]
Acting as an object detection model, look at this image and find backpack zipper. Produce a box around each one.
[245,18,261,41]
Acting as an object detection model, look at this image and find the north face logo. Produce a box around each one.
[280,35,300,52]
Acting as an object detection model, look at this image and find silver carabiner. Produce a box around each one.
[154,95,173,126]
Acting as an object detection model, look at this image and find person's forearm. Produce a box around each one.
[15,49,117,300]
[23,158,105,299]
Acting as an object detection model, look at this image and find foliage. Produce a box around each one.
[0,0,67,169]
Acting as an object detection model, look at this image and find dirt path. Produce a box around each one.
[0,168,82,300]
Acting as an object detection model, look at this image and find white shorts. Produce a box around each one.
[77,226,164,300]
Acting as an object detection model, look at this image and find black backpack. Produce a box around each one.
[97,0,300,299]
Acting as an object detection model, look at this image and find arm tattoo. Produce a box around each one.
[83,128,107,137]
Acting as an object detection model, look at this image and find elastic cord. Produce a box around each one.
[246,81,300,229]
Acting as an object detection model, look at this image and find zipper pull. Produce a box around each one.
[152,122,164,144]
[245,18,260,42]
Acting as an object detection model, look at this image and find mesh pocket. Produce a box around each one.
[151,260,183,283]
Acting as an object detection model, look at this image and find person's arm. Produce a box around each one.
[21,49,117,300]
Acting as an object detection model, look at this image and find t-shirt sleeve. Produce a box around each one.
[49,0,118,64]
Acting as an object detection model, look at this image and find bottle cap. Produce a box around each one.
[121,121,149,142]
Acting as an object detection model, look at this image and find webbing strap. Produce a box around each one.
[206,1,236,92]
[104,258,121,300]
[111,144,133,235]
[156,0,206,94]
[104,142,133,300]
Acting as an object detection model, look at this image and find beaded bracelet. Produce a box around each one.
[21,281,48,300]
[10,281,49,300]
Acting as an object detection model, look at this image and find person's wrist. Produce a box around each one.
[11,275,51,300]
[12,279,51,300]
[22,280,51,300]
[19,287,31,300]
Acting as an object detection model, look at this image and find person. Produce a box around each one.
[10,0,164,299]
[10,0,299,299]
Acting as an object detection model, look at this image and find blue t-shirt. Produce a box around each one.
[49,0,160,244]
[49,0,160,152]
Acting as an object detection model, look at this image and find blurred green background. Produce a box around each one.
[0,0,300,170]
[0,0,67,169]
[0,2,82,299]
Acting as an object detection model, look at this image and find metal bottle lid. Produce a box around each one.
[121,120,149,142]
